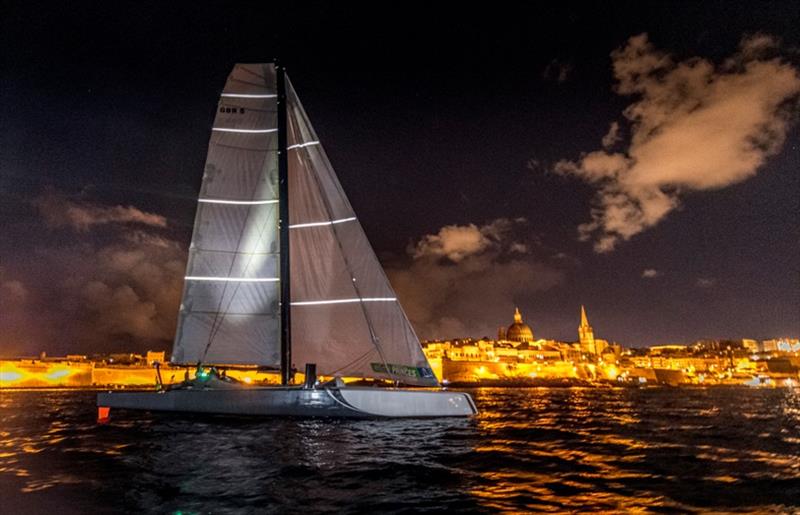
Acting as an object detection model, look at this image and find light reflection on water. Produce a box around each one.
[0,387,798,513]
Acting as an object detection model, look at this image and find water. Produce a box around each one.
[1,388,798,514]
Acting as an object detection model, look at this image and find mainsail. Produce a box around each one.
[172,63,437,386]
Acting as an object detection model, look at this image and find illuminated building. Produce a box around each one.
[578,305,594,353]
[578,305,609,355]
[502,307,534,343]
[742,339,759,352]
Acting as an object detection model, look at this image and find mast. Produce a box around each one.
[277,63,292,385]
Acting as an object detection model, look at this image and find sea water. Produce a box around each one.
[1,387,798,513]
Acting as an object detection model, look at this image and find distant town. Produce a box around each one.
[421,307,799,387]
[1,306,798,389]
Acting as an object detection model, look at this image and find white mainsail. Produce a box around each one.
[172,63,437,387]
[172,63,281,366]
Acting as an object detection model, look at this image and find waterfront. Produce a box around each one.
[1,388,798,513]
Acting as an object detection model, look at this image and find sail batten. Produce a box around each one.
[221,93,277,99]
[291,298,397,306]
[212,127,278,134]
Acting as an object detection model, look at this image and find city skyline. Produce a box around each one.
[421,305,798,348]
[1,3,799,356]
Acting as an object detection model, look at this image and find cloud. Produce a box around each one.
[34,190,167,232]
[554,33,800,252]
[413,223,491,262]
[1,280,28,302]
[696,277,716,288]
[602,121,621,148]
[0,191,184,355]
[388,219,563,340]
[543,59,573,83]
[412,217,521,262]
[509,242,528,254]
[641,268,660,279]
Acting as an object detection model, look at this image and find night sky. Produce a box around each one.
[1,2,798,356]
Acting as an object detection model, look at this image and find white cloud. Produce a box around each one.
[34,190,167,232]
[389,218,562,339]
[696,277,716,288]
[412,218,521,262]
[413,224,489,262]
[641,268,660,279]
[554,33,800,252]
[510,242,528,254]
[602,121,621,148]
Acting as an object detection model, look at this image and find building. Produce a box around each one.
[578,305,595,354]
[502,307,534,343]
[578,305,609,355]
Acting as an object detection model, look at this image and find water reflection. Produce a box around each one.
[467,387,800,512]
[0,388,798,513]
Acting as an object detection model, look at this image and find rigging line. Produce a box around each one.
[325,348,375,377]
[192,141,278,286]
[203,188,280,352]
[198,201,258,361]
[209,141,275,152]
[199,188,274,361]
[202,203,277,359]
[229,77,269,88]
[296,133,397,384]
[234,65,268,82]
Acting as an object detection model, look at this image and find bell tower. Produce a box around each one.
[578,305,596,354]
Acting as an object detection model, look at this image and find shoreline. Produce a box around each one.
[1,382,793,392]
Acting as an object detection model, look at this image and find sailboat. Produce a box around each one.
[97,63,477,418]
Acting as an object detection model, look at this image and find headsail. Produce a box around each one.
[285,77,437,386]
[172,64,281,366]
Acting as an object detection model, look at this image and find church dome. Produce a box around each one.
[506,307,534,343]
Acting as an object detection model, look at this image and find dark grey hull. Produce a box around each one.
[97,386,477,418]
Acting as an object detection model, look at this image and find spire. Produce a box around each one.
[580,305,589,327]
[514,307,523,324]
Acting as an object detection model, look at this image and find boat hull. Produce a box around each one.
[97,386,477,418]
